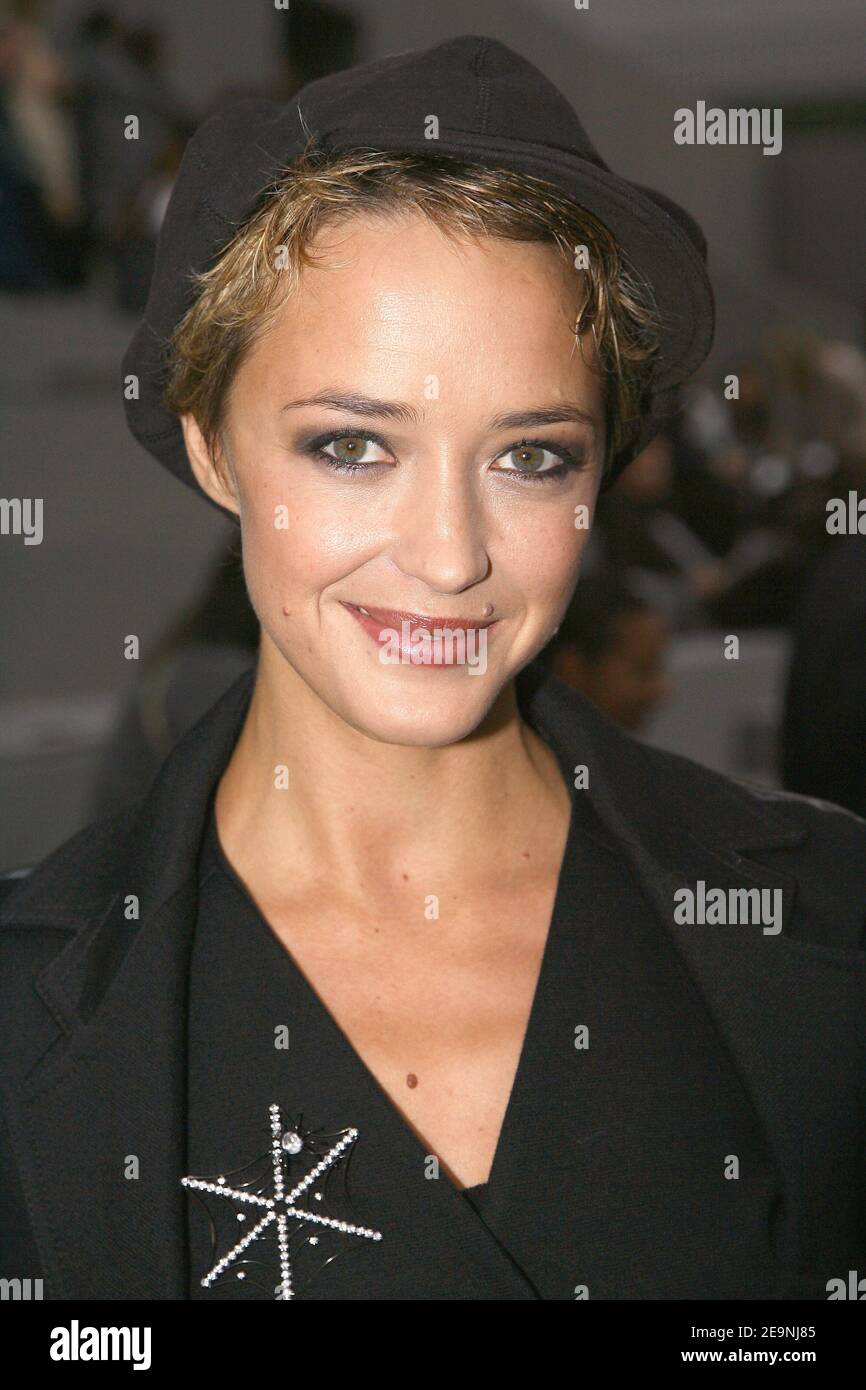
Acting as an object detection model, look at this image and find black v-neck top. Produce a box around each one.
[185,771,784,1300]
[461,1181,487,1213]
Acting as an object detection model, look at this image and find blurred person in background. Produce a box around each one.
[279,0,360,92]
[541,572,670,732]
[68,6,184,301]
[110,125,188,312]
[702,355,843,627]
[588,429,712,627]
[200,0,362,112]
[0,0,85,286]
[89,537,258,819]
[590,423,794,628]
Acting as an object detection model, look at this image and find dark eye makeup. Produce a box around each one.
[296,425,590,484]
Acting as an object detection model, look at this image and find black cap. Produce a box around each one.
[122,34,715,511]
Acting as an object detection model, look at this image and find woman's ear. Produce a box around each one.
[179,413,240,517]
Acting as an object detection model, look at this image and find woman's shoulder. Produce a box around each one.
[547,667,866,841]
[632,736,866,951]
[538,672,866,951]
[642,729,866,851]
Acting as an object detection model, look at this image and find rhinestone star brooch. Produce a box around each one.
[181,1103,383,1300]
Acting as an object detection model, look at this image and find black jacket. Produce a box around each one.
[2,661,866,1299]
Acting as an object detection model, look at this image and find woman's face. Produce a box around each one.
[183,209,606,747]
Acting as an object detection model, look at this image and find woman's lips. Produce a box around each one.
[341,602,495,633]
[339,601,496,668]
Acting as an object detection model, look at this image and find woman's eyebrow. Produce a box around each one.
[280,391,420,423]
[488,405,597,437]
[280,391,597,437]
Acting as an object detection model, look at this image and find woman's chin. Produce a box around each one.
[326,671,505,748]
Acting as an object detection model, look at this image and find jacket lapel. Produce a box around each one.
[8,885,196,1297]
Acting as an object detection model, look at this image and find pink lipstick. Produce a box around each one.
[340,602,496,669]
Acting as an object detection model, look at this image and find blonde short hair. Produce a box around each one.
[163,145,663,481]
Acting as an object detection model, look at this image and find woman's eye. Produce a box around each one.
[493,444,575,481]
[316,435,391,469]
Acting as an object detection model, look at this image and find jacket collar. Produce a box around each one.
[3,659,833,1299]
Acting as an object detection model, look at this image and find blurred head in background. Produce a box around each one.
[543,572,670,731]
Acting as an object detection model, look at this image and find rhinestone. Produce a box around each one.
[182,1103,383,1292]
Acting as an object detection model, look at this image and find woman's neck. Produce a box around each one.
[214,641,571,905]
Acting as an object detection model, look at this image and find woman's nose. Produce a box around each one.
[389,451,490,595]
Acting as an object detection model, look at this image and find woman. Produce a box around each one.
[2,35,865,1302]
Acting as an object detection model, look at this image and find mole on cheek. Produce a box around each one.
[406,1073,418,1089]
